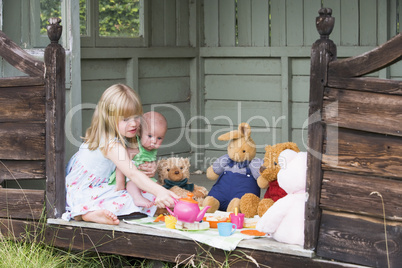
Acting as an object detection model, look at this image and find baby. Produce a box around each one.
[109,111,167,208]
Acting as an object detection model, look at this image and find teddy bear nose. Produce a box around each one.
[175,171,180,175]
[260,165,267,173]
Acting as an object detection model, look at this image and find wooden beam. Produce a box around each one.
[0,188,45,220]
[0,85,45,122]
[45,221,361,268]
[323,88,402,137]
[44,18,66,219]
[305,8,337,250]
[328,33,402,77]
[321,171,402,220]
[317,210,402,268]
[323,127,402,179]
[327,77,402,95]
[0,123,45,160]
[0,160,45,180]
[0,31,45,77]
[0,77,44,88]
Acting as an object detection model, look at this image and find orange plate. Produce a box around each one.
[153,215,165,222]
[205,218,229,228]
[240,229,266,236]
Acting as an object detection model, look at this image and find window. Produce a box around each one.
[81,0,147,47]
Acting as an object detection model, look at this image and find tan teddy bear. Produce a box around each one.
[157,157,208,206]
[240,142,300,218]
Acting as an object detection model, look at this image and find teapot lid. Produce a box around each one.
[180,193,198,204]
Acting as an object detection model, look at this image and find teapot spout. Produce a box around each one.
[196,206,211,222]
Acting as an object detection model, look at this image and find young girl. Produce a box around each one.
[109,111,168,208]
[62,84,178,225]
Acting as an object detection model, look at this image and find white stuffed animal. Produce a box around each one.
[256,149,307,246]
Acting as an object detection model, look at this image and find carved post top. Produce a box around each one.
[47,17,62,44]
[316,8,335,39]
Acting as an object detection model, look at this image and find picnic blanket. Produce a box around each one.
[123,216,265,251]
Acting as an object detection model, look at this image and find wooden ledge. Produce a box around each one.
[47,218,313,258]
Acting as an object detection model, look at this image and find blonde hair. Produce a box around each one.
[84,84,143,154]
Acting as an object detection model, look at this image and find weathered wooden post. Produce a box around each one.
[45,18,65,218]
[304,8,337,250]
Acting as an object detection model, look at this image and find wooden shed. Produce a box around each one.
[1,1,401,267]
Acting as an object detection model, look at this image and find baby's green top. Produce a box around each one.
[109,136,158,184]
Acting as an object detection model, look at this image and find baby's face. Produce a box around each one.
[140,121,166,150]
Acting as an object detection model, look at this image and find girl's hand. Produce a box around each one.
[138,161,157,177]
[154,190,180,208]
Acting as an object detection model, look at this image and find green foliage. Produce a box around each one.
[40,0,140,37]
[40,0,61,35]
[99,0,140,37]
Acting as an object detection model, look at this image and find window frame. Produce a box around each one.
[80,0,148,48]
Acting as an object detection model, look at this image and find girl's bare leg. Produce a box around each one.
[126,181,154,208]
[81,209,120,225]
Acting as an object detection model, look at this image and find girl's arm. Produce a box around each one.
[114,168,126,191]
[106,142,179,208]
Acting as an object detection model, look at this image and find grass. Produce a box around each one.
[0,231,175,267]
[0,224,263,268]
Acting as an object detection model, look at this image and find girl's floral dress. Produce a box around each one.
[61,140,156,221]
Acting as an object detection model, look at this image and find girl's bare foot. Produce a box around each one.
[81,209,120,225]
[134,196,154,208]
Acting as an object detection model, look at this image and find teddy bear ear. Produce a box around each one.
[280,142,300,153]
[185,158,190,166]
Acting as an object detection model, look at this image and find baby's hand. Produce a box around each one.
[139,161,157,177]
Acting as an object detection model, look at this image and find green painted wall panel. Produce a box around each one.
[237,0,252,47]
[157,127,191,155]
[205,100,283,128]
[177,0,190,46]
[143,102,191,129]
[151,0,165,46]
[204,58,281,75]
[219,0,236,47]
[139,77,190,104]
[204,0,219,46]
[360,0,378,46]
[292,58,311,75]
[291,76,310,102]
[139,58,190,78]
[164,0,177,46]
[292,102,309,129]
[204,75,282,101]
[81,80,128,104]
[270,0,286,47]
[291,129,308,151]
[251,0,269,47]
[286,0,304,46]
[81,59,127,80]
[340,0,359,46]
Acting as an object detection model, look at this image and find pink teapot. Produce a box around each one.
[166,193,210,223]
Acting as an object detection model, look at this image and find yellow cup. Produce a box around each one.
[165,215,177,229]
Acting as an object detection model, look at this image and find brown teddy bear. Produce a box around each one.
[202,123,263,214]
[157,157,208,206]
[239,142,300,218]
